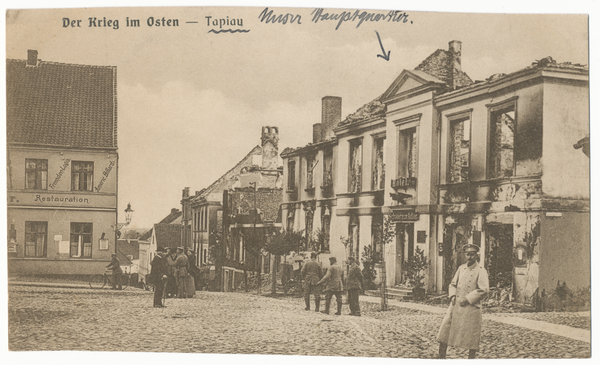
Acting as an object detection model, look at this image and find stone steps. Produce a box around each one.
[365,285,414,300]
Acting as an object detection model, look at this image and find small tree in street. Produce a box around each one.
[264,230,306,295]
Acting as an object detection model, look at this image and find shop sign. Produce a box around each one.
[390,210,419,222]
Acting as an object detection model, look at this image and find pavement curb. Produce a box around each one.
[361,294,590,344]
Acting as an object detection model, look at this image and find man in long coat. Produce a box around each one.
[301,252,322,312]
[174,247,189,298]
[165,247,177,297]
[317,256,344,315]
[346,256,364,316]
[150,249,168,308]
[105,253,122,290]
[437,244,489,359]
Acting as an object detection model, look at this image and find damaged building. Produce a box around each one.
[281,41,589,304]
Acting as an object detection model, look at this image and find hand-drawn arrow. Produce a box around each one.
[375,31,390,61]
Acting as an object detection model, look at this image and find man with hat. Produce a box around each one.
[174,247,189,298]
[301,252,322,311]
[150,248,169,307]
[105,253,123,290]
[346,256,364,316]
[317,256,344,315]
[437,243,489,359]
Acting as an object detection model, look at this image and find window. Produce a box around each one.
[322,149,333,187]
[449,118,471,183]
[372,137,385,190]
[72,161,94,191]
[306,154,316,189]
[287,160,296,191]
[348,139,363,193]
[489,106,516,179]
[70,223,93,258]
[25,221,47,257]
[398,128,417,179]
[25,159,48,190]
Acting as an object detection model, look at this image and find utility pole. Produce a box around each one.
[250,182,261,295]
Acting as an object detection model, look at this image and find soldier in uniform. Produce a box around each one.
[150,249,168,308]
[346,256,364,316]
[174,247,189,298]
[437,244,489,359]
[105,253,122,290]
[301,252,322,311]
[317,257,344,315]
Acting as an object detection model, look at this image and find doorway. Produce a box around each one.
[485,224,514,289]
[395,223,414,286]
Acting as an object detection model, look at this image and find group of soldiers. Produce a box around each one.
[149,246,199,308]
[301,244,490,359]
[301,253,364,316]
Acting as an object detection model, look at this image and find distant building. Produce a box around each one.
[221,187,282,291]
[7,50,119,276]
[282,41,589,303]
[138,208,182,279]
[180,126,283,290]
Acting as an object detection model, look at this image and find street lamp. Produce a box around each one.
[112,203,134,241]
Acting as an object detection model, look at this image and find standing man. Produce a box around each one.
[174,247,189,298]
[165,247,177,297]
[105,253,122,290]
[187,248,199,290]
[301,252,322,312]
[317,257,344,315]
[346,256,364,316]
[150,249,168,308]
[437,244,489,359]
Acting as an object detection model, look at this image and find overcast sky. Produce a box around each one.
[4,3,591,229]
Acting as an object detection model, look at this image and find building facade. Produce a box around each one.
[180,126,283,289]
[281,41,589,303]
[7,50,119,276]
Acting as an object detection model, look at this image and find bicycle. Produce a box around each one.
[89,270,131,289]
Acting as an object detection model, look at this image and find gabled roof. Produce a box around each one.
[191,145,262,202]
[138,208,181,241]
[380,69,446,101]
[117,239,139,263]
[414,48,473,89]
[6,58,117,149]
[153,223,181,250]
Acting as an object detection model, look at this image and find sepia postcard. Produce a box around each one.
[4,1,594,364]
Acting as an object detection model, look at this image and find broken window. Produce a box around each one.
[287,160,296,191]
[489,106,515,179]
[306,154,316,189]
[449,118,470,183]
[323,149,333,187]
[348,139,362,193]
[372,137,385,190]
[398,128,417,179]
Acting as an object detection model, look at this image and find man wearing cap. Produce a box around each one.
[150,249,169,307]
[301,252,322,311]
[105,253,122,290]
[437,244,489,359]
[174,247,189,298]
[346,256,364,316]
[317,257,344,315]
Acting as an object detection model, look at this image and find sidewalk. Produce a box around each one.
[8,281,91,289]
[360,295,591,344]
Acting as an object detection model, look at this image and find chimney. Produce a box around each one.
[261,126,279,169]
[313,123,322,143]
[448,40,462,89]
[182,187,190,199]
[27,50,38,67]
[321,96,342,141]
[171,208,179,214]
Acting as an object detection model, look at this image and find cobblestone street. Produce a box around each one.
[8,284,590,359]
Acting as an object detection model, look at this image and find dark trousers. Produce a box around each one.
[304,284,321,311]
[112,272,122,290]
[324,290,343,314]
[348,288,361,314]
[153,280,165,307]
[176,276,186,298]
